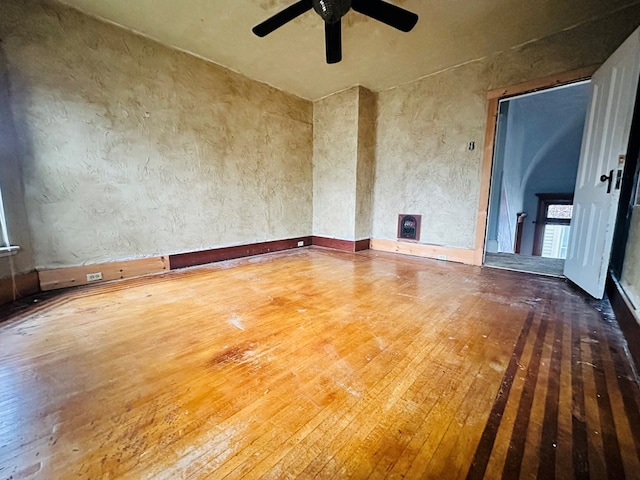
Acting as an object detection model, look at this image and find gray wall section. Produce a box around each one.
[0,0,313,270]
[0,46,35,279]
[373,7,640,250]
[486,102,509,253]
[497,103,528,252]
[519,116,587,255]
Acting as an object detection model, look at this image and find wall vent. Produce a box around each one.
[397,214,421,241]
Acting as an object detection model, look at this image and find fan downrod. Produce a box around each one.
[312,0,352,24]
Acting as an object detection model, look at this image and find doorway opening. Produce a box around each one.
[483,80,591,277]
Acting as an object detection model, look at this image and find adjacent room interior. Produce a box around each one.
[2,0,640,478]
[484,81,591,277]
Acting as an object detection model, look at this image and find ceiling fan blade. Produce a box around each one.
[252,0,313,37]
[325,20,342,64]
[351,0,418,32]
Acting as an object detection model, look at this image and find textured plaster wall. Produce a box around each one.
[373,7,640,249]
[0,49,35,279]
[0,0,313,269]
[312,88,359,240]
[313,86,376,241]
[355,88,376,240]
[374,65,483,248]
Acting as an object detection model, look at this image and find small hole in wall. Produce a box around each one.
[398,214,421,242]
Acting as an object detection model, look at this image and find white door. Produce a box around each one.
[564,27,640,299]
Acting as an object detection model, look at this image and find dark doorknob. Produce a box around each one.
[600,169,614,193]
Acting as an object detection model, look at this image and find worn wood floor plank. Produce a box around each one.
[0,248,639,480]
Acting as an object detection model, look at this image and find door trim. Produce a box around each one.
[610,72,640,276]
[473,66,599,265]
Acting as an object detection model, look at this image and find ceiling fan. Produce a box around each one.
[252,0,419,64]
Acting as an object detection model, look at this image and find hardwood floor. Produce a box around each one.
[0,248,639,479]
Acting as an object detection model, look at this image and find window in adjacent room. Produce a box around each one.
[532,193,573,259]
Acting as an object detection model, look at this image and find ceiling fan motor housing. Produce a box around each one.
[313,0,352,24]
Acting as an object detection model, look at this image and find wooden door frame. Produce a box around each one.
[472,66,599,265]
[610,74,640,277]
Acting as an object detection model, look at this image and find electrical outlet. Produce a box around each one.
[437,255,447,261]
[86,272,103,282]
[298,241,304,247]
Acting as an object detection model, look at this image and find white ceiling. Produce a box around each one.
[58,0,639,100]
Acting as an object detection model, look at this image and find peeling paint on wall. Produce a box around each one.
[0,0,313,269]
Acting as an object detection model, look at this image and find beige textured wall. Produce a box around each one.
[375,66,483,248]
[0,49,35,279]
[0,0,313,269]
[313,86,376,241]
[313,88,359,240]
[2,0,639,273]
[373,7,640,249]
[355,88,376,240]
[622,207,640,310]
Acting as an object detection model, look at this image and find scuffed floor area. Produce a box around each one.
[0,248,638,479]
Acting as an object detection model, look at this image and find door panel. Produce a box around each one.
[564,27,640,298]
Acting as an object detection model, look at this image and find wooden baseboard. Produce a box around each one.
[0,271,40,306]
[30,236,371,293]
[355,239,370,252]
[39,257,169,291]
[607,275,640,374]
[169,237,313,270]
[311,237,370,252]
[370,239,476,265]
